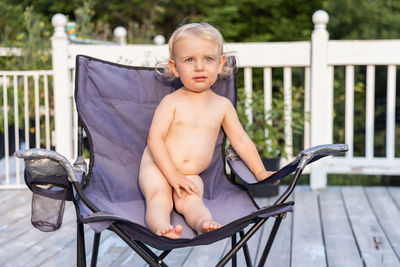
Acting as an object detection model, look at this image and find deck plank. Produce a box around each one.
[255,192,293,267]
[341,186,400,267]
[182,238,230,266]
[364,187,400,261]
[0,189,31,214]
[319,186,363,267]
[224,196,272,266]
[0,192,32,246]
[158,247,193,267]
[87,230,128,267]
[2,202,77,266]
[291,186,326,267]
[0,191,31,228]
[388,187,400,209]
[4,186,400,266]
[0,203,75,266]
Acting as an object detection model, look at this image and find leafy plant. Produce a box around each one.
[74,0,98,40]
[0,6,53,150]
[237,85,306,159]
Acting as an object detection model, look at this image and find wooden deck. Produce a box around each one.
[1,185,400,267]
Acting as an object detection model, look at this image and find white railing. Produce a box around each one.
[51,10,400,189]
[51,12,321,186]
[325,46,400,176]
[0,47,22,57]
[2,10,400,189]
[0,70,53,188]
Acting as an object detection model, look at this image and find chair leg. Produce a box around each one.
[216,219,265,267]
[239,230,252,267]
[258,216,283,267]
[110,224,166,267]
[159,250,172,260]
[77,222,87,267]
[90,232,101,267]
[231,234,237,267]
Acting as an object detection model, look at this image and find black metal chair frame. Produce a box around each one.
[15,55,348,266]
[69,122,329,267]
[17,123,347,267]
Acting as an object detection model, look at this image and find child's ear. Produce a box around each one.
[168,59,180,78]
[218,55,226,74]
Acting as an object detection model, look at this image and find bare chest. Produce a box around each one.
[171,105,224,133]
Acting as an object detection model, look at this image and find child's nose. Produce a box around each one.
[195,61,204,71]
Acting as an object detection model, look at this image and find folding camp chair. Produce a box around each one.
[15,55,348,267]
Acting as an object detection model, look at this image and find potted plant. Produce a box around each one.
[236,85,306,197]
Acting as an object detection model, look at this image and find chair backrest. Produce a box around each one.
[75,55,237,202]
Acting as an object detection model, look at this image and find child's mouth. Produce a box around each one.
[193,76,207,82]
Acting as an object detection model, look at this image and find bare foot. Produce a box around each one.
[160,224,182,239]
[197,220,221,234]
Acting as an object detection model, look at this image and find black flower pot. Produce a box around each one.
[248,157,280,197]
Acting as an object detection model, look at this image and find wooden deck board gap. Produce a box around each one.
[339,187,366,267]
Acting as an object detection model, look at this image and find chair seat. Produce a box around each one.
[78,188,293,249]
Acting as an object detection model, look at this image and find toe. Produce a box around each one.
[175,224,183,234]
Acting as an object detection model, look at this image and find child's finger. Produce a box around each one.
[186,180,198,192]
[183,184,193,194]
[174,186,182,198]
[190,184,199,194]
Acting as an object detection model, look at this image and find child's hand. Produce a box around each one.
[257,171,280,185]
[170,172,199,197]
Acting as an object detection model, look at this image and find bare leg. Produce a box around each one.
[139,148,182,238]
[173,175,221,234]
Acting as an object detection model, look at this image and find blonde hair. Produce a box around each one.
[160,23,234,80]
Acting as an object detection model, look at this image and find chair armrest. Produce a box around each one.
[226,144,349,186]
[227,144,348,205]
[15,148,102,213]
[15,148,78,183]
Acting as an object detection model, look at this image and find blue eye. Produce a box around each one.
[185,58,193,62]
[205,57,213,61]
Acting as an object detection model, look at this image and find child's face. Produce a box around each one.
[169,34,226,93]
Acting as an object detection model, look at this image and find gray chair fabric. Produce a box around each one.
[74,55,292,249]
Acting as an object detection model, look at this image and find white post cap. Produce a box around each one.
[113,26,127,45]
[51,13,67,38]
[312,10,329,30]
[154,35,166,45]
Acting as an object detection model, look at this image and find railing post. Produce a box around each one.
[51,14,73,161]
[113,26,127,45]
[310,10,331,190]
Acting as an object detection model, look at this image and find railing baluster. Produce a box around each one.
[24,75,29,149]
[44,74,51,150]
[365,65,375,159]
[34,74,40,148]
[3,74,10,185]
[283,67,293,159]
[345,65,354,158]
[304,67,311,150]
[263,67,272,147]
[13,75,20,185]
[0,70,53,189]
[386,65,396,159]
[244,67,253,126]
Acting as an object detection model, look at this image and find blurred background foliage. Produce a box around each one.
[1,0,400,70]
[1,0,400,185]
[2,0,400,57]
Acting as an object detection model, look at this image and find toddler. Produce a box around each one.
[139,23,276,239]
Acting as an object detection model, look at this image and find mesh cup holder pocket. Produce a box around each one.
[30,183,68,232]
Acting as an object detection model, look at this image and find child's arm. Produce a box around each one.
[147,96,199,197]
[222,101,275,181]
